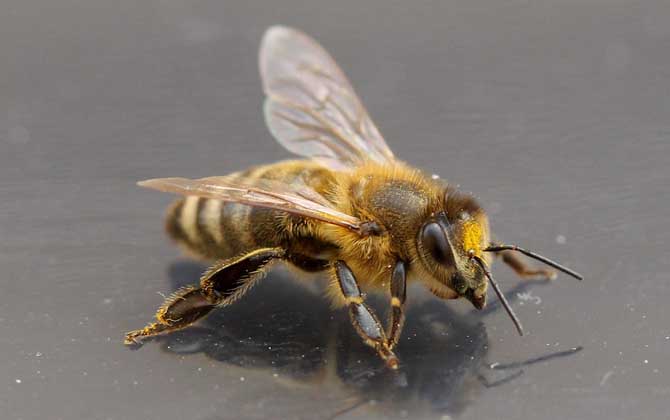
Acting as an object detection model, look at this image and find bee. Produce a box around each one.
[125,26,582,369]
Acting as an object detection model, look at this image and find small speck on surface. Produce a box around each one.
[15,379,22,384]
[240,376,245,381]
[600,370,614,386]
[555,234,567,244]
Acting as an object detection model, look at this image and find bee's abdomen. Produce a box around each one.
[164,161,336,260]
[165,196,274,260]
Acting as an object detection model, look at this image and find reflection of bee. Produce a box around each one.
[158,263,582,418]
[125,26,582,369]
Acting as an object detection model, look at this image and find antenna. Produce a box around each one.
[484,244,583,281]
[471,255,524,336]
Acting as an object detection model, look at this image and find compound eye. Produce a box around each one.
[421,222,456,267]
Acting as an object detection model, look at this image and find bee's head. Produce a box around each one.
[416,188,582,337]
[416,190,491,309]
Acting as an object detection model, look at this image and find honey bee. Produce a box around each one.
[125,26,582,369]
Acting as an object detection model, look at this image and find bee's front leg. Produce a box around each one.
[334,261,399,370]
[386,260,407,350]
[497,249,557,281]
[124,247,285,345]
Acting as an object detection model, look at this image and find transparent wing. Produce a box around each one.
[138,176,363,231]
[260,26,395,169]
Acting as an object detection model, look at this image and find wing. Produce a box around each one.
[138,176,363,232]
[260,26,395,169]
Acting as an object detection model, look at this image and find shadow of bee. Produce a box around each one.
[155,261,581,419]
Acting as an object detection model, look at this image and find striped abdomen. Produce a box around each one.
[166,196,261,260]
[164,161,338,261]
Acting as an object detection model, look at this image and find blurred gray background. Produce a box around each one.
[2,0,669,419]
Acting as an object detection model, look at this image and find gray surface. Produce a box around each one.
[2,1,669,419]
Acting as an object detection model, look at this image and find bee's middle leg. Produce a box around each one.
[124,247,285,345]
[386,261,407,350]
[334,261,399,370]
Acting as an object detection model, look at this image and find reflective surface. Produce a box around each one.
[2,1,669,419]
[158,262,581,418]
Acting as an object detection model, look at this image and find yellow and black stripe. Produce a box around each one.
[163,160,338,261]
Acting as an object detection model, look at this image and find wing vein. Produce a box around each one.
[260,26,395,169]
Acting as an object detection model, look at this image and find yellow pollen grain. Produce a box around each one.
[462,220,482,255]
[346,296,363,305]
[391,297,402,307]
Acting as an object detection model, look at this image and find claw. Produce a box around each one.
[385,355,400,370]
[124,331,146,348]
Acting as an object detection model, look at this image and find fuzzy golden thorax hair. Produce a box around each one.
[322,162,492,306]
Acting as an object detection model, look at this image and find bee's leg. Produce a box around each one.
[497,249,557,281]
[334,261,399,370]
[124,247,285,345]
[386,261,407,350]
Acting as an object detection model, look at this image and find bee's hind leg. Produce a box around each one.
[333,261,399,370]
[497,249,557,281]
[124,247,286,345]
